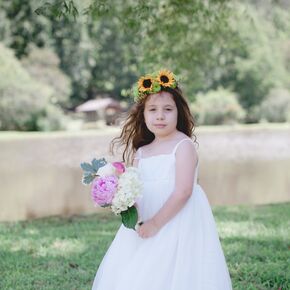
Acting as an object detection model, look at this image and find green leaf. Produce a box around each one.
[92,158,107,172]
[82,173,95,185]
[80,162,95,173]
[132,84,139,99]
[152,82,161,93]
[80,158,108,185]
[120,206,138,230]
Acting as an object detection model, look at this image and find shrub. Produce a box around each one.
[190,87,246,125]
[21,45,71,107]
[257,88,290,123]
[0,43,68,131]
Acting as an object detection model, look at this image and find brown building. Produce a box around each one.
[75,97,123,125]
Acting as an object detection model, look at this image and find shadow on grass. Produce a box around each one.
[0,247,96,290]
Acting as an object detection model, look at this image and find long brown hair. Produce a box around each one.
[110,86,197,164]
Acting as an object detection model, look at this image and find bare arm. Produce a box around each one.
[150,141,198,229]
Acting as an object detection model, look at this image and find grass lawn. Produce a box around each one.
[0,203,289,290]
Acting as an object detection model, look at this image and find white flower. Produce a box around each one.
[97,163,116,177]
[111,167,142,215]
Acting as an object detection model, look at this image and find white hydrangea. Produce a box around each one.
[111,167,142,215]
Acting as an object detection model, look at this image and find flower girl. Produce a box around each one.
[92,70,232,290]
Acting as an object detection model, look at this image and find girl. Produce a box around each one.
[92,70,232,290]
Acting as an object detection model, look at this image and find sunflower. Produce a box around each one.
[138,75,154,93]
[157,69,175,87]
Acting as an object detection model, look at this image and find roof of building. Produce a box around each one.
[75,97,121,112]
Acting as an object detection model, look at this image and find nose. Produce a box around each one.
[156,110,165,120]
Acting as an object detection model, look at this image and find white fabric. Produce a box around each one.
[92,139,232,290]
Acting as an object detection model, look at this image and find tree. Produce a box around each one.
[215,2,290,122]
[21,45,72,107]
[3,0,289,124]
[35,0,235,101]
[0,43,67,131]
[0,0,51,58]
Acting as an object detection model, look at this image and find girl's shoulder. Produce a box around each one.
[173,136,199,166]
[171,132,196,148]
[173,135,197,153]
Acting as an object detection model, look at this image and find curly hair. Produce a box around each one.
[110,86,198,165]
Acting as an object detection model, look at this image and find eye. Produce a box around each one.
[149,108,156,111]
[165,108,172,111]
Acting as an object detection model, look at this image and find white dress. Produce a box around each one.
[92,138,232,290]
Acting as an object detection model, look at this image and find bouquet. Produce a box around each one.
[80,158,143,230]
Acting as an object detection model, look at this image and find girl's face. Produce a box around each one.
[143,92,178,138]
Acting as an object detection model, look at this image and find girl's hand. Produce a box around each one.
[137,219,160,239]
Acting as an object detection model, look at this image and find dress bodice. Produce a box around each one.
[136,138,199,186]
[135,139,199,220]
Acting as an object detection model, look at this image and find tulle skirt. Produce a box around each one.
[92,184,232,290]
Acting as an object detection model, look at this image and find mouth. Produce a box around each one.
[154,124,166,128]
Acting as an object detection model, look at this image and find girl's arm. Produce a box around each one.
[138,141,198,238]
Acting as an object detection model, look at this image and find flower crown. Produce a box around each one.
[132,69,178,101]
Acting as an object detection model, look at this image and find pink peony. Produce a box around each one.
[112,162,125,174]
[91,176,118,206]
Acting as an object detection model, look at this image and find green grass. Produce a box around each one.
[0,203,289,290]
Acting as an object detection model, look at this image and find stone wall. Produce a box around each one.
[0,125,289,221]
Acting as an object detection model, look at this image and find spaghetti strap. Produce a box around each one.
[134,147,142,160]
[172,138,194,155]
[172,138,199,167]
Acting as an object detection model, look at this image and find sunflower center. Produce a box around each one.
[160,75,169,83]
[143,79,152,88]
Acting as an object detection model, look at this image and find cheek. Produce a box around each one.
[171,110,178,125]
[143,112,151,125]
